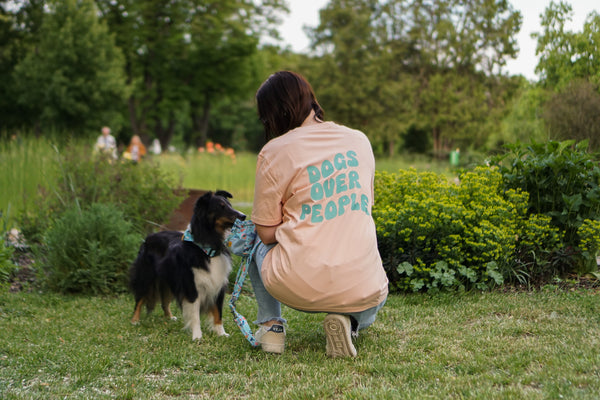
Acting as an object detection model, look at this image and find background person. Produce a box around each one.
[123,135,146,163]
[249,71,389,358]
[94,126,117,160]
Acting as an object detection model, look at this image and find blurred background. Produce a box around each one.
[1,0,599,159]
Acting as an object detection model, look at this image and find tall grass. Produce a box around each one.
[0,135,457,226]
[155,151,258,207]
[376,153,457,176]
[0,136,59,226]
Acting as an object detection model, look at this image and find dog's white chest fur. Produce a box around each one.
[192,254,232,292]
[182,254,232,340]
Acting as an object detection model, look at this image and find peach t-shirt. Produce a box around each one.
[251,121,389,313]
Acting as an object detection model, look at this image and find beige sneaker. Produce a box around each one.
[255,324,285,354]
[324,314,357,358]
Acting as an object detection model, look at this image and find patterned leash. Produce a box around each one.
[226,219,261,347]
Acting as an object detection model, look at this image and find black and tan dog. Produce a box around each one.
[129,190,245,340]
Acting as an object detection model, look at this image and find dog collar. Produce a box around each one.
[182,229,217,257]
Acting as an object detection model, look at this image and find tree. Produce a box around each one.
[12,0,126,135]
[309,0,414,156]
[96,0,287,149]
[534,1,600,89]
[408,0,521,76]
[0,0,46,132]
[491,80,549,149]
[543,80,600,151]
[534,2,600,149]
[307,0,521,157]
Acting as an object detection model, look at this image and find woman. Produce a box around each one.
[250,71,388,358]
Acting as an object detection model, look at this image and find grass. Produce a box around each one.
[0,137,60,226]
[154,151,257,211]
[1,287,599,399]
[4,136,598,398]
[0,136,458,222]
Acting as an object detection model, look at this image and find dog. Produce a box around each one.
[129,190,246,340]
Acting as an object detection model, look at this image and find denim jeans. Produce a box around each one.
[249,242,386,330]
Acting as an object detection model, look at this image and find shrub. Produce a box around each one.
[18,142,183,242]
[0,236,16,284]
[0,210,17,284]
[374,167,527,292]
[508,214,562,286]
[43,203,142,294]
[491,140,600,278]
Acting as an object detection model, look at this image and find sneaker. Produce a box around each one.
[255,324,285,354]
[324,314,357,358]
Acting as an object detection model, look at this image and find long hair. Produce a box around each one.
[256,71,324,142]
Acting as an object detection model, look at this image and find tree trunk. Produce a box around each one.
[432,126,442,158]
[127,96,140,137]
[191,93,211,147]
[154,111,176,150]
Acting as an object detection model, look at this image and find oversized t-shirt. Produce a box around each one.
[251,121,389,313]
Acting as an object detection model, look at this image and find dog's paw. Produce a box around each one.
[170,316,178,321]
[212,324,229,337]
[191,330,203,341]
[130,320,140,326]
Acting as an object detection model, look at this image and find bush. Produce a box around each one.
[491,140,600,279]
[374,167,527,292]
[0,210,17,284]
[18,142,183,242]
[509,214,562,286]
[43,203,142,294]
[0,236,16,284]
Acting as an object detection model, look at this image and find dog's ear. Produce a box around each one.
[194,191,213,213]
[215,190,233,199]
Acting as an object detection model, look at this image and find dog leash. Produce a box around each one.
[226,219,260,347]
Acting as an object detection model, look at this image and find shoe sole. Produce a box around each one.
[324,314,357,358]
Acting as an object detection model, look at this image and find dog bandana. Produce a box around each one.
[182,228,217,257]
[225,219,260,347]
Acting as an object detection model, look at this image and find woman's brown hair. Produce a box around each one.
[256,71,324,141]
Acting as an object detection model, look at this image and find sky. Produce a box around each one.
[274,0,599,81]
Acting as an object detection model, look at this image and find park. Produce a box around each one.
[1,0,600,398]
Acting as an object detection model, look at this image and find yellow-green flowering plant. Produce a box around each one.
[374,166,526,292]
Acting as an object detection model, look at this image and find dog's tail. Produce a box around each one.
[129,242,161,313]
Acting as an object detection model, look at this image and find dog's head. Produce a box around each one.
[190,190,246,244]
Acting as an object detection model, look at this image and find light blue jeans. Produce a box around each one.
[249,242,387,330]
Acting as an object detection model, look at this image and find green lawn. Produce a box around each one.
[1,288,599,399]
[2,138,599,399]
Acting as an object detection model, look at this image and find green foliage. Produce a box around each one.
[577,219,600,270]
[492,81,549,149]
[374,167,526,292]
[509,214,562,285]
[12,0,126,134]
[59,146,183,235]
[18,142,183,242]
[543,80,600,151]
[0,235,16,284]
[309,0,522,157]
[43,203,141,294]
[95,0,283,149]
[0,210,16,284]
[534,1,600,89]
[0,134,60,224]
[491,140,600,278]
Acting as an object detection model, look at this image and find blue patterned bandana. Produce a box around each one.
[182,228,217,257]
